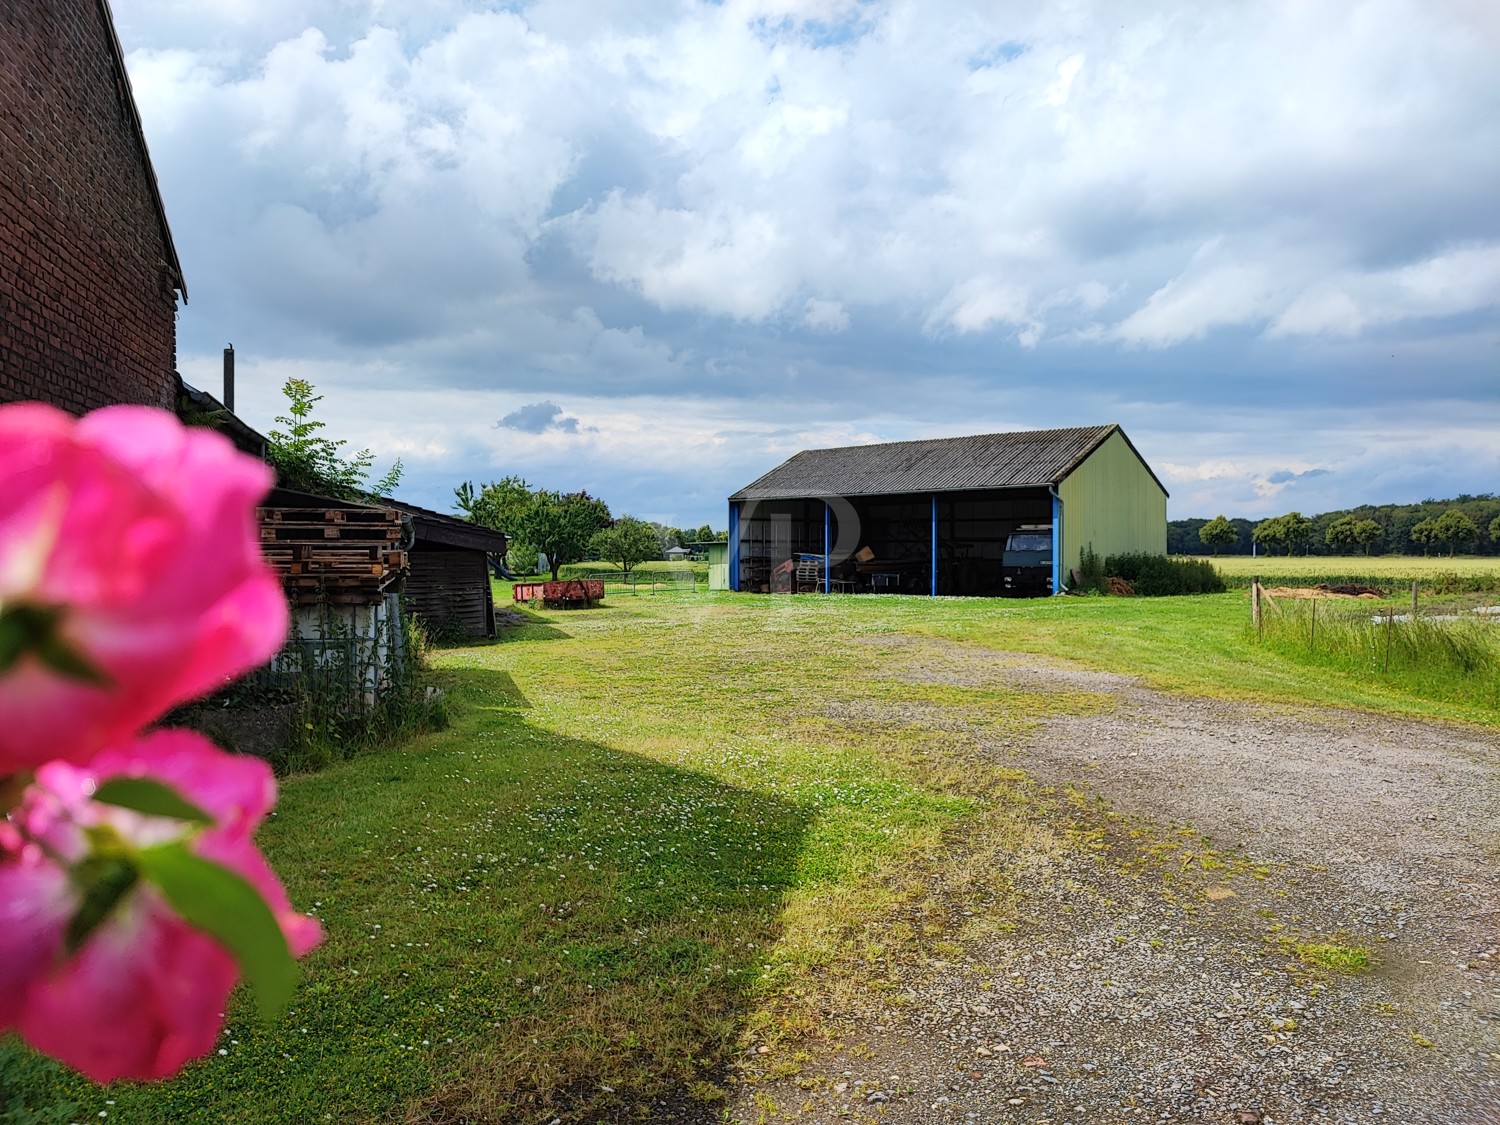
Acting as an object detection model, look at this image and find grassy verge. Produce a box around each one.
[4,590,1492,1124]
[1255,597,1499,712]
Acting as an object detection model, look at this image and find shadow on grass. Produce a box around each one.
[6,666,813,1125]
[492,619,573,643]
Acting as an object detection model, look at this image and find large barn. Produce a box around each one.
[727,424,1167,597]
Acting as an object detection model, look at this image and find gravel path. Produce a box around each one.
[727,647,1500,1125]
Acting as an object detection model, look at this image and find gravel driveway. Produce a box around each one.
[727,647,1500,1125]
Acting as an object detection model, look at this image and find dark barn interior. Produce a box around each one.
[733,488,1051,597]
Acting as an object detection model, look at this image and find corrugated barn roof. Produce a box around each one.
[730,424,1154,500]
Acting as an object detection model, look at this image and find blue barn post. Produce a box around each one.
[1051,489,1061,595]
[824,501,831,594]
[728,501,740,592]
[930,494,938,597]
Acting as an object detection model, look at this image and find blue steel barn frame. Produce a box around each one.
[725,425,1166,598]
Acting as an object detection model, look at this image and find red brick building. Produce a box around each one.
[0,0,185,414]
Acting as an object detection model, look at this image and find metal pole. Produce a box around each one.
[1050,488,1061,595]
[824,501,831,594]
[222,343,235,412]
[728,502,740,591]
[930,495,938,597]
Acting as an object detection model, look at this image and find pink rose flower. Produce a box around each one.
[0,403,288,770]
[0,729,322,1082]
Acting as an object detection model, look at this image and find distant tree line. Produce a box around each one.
[454,476,726,578]
[1169,494,1500,557]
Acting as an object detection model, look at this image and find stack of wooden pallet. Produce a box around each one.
[258,506,408,606]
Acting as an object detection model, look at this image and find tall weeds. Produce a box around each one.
[1257,601,1499,711]
[176,596,449,775]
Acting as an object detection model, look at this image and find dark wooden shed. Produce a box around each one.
[380,500,508,639]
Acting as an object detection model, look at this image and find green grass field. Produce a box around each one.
[5,588,1495,1123]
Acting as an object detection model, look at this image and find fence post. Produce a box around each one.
[1252,577,1262,636]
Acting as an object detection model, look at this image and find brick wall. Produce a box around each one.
[0,0,181,415]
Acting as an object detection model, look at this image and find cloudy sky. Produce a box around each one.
[114,0,1499,528]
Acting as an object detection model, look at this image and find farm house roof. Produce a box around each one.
[730,423,1166,500]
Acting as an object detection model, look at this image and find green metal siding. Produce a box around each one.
[706,542,729,590]
[1058,430,1167,575]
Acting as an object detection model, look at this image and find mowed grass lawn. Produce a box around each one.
[7,586,1496,1123]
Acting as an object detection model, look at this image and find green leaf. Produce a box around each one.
[65,854,139,954]
[93,778,214,825]
[0,603,111,685]
[136,843,299,1024]
[35,634,111,686]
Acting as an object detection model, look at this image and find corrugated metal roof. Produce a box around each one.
[730,424,1162,500]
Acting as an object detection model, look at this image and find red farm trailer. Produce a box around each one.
[512,579,605,608]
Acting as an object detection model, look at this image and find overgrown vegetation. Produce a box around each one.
[1071,548,1224,596]
[165,599,448,776]
[266,378,403,500]
[1255,597,1499,712]
[1104,552,1225,596]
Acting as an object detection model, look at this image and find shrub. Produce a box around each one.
[1103,553,1226,596]
[1073,543,1107,595]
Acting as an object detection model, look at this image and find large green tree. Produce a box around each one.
[1409,518,1438,556]
[1253,512,1312,556]
[1432,508,1479,557]
[266,378,403,500]
[1280,511,1313,555]
[517,491,612,580]
[1252,515,1287,556]
[455,476,537,571]
[1352,519,1383,556]
[1324,515,1360,554]
[1198,515,1237,555]
[590,516,662,579]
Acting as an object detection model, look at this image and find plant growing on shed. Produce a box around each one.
[267,378,403,501]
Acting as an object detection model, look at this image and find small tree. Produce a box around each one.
[267,378,403,500]
[693,524,716,545]
[1432,508,1479,557]
[590,516,662,579]
[1198,515,1237,556]
[517,491,612,580]
[1352,519,1383,556]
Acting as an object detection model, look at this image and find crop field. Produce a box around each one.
[1186,553,1500,590]
[6,588,1495,1122]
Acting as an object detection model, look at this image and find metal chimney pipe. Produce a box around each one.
[222,344,235,412]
